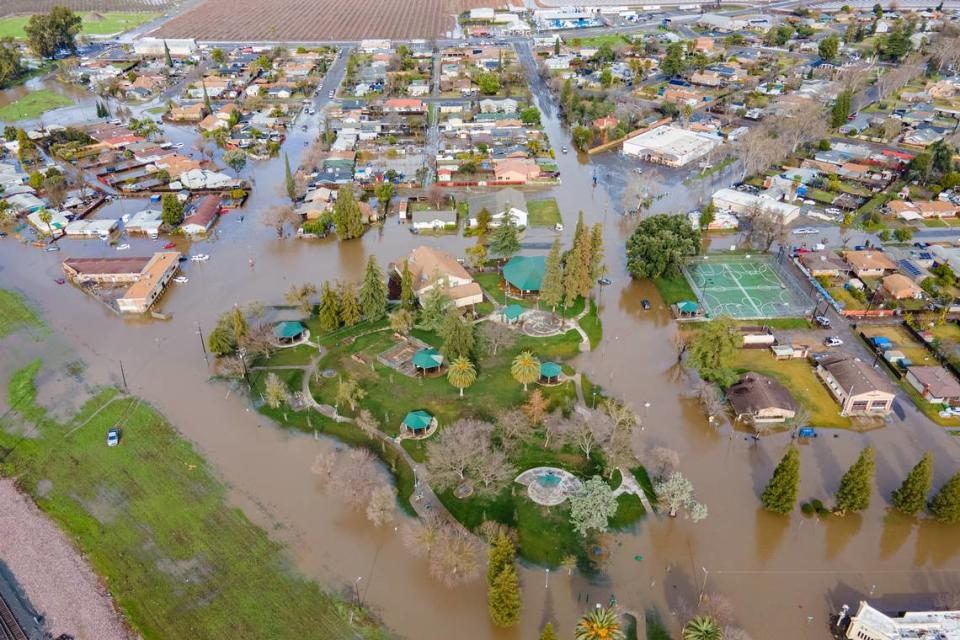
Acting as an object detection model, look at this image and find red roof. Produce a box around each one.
[882,149,915,161]
[183,195,221,229]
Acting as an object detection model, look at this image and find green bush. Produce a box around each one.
[800,502,815,515]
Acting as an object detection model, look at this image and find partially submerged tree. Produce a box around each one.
[568,475,619,536]
[834,446,875,514]
[655,471,708,521]
[761,447,800,514]
[891,453,934,516]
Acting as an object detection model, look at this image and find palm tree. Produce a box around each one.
[446,356,476,397]
[511,351,540,392]
[575,606,624,640]
[682,616,723,640]
[38,209,53,236]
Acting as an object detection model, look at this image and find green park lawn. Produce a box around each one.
[653,272,697,305]
[730,349,851,429]
[0,11,160,39]
[527,198,562,227]
[0,90,72,121]
[0,289,42,338]
[1,361,373,640]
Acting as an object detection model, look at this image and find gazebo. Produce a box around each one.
[273,321,306,345]
[539,361,562,384]
[502,255,545,296]
[411,347,444,375]
[676,300,700,317]
[402,410,437,438]
[502,303,524,324]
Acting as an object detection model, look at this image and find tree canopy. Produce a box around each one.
[25,7,82,60]
[626,214,700,279]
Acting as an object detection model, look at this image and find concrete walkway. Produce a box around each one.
[612,466,656,515]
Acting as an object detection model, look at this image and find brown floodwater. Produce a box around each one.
[1,45,960,640]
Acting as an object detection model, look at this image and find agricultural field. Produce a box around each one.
[0,11,161,38]
[153,0,503,40]
[0,1,173,18]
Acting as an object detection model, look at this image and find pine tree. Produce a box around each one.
[489,219,520,259]
[418,286,449,331]
[835,446,875,513]
[930,470,960,523]
[359,256,387,320]
[540,237,564,314]
[488,563,521,627]
[761,447,800,514]
[163,40,173,68]
[540,622,558,640]
[338,281,361,327]
[439,310,475,360]
[589,223,606,282]
[400,261,416,309]
[564,212,592,308]
[202,80,212,113]
[317,282,340,333]
[891,453,934,516]
[284,153,296,201]
[333,186,364,240]
[487,532,515,583]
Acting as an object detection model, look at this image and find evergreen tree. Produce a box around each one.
[333,186,364,240]
[400,261,416,309]
[540,237,565,314]
[285,153,296,201]
[202,80,212,113]
[830,90,852,128]
[317,282,341,333]
[359,256,387,320]
[564,212,592,307]
[540,623,558,640]
[338,281,361,327]
[761,447,800,514]
[589,223,606,282]
[161,193,184,227]
[163,40,173,67]
[930,470,960,523]
[418,286,449,331]
[835,446,875,513]
[439,310,475,360]
[489,219,520,258]
[891,453,934,516]
[487,532,516,584]
[487,563,521,627]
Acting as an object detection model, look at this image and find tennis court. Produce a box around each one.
[683,255,814,319]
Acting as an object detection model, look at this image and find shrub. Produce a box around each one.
[800,502,815,515]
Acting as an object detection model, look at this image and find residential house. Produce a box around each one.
[815,352,895,416]
[467,188,528,228]
[394,245,483,307]
[411,209,457,230]
[494,158,541,183]
[842,251,897,278]
[882,274,923,300]
[116,251,181,314]
[844,601,960,640]
[888,199,959,219]
[906,366,960,405]
[383,98,426,114]
[711,188,800,224]
[169,103,206,122]
[800,250,848,277]
[180,196,221,234]
[726,372,797,424]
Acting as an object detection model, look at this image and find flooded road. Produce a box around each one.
[2,44,960,640]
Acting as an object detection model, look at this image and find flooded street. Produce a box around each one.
[2,44,960,640]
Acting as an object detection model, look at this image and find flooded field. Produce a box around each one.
[2,44,960,640]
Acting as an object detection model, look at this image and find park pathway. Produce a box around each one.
[613,466,656,515]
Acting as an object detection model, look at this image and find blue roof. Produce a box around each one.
[273,321,305,339]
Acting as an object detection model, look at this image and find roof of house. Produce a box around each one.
[801,250,848,271]
[909,366,960,398]
[726,372,797,415]
[503,255,545,291]
[882,273,922,297]
[63,256,151,275]
[843,250,897,272]
[818,353,892,394]
[401,245,472,290]
[468,187,527,218]
[122,252,180,300]
[182,195,220,229]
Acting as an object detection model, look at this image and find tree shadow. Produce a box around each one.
[644,607,673,640]
[748,441,776,497]
[914,519,960,566]
[755,507,791,563]
[825,512,863,560]
[811,439,844,497]
[878,510,915,561]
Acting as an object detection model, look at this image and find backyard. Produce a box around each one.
[527,198,562,227]
[653,272,697,306]
[1,361,377,640]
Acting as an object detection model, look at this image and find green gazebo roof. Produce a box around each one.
[403,410,434,430]
[540,362,562,378]
[677,300,700,313]
[273,321,305,339]
[503,304,524,321]
[503,255,546,292]
[412,347,444,369]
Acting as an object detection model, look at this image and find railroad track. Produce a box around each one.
[0,594,27,640]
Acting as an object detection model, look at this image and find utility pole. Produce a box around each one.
[196,321,209,364]
[119,359,128,391]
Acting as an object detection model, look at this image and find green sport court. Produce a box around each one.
[683,255,814,320]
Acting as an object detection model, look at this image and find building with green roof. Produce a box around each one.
[502,303,524,323]
[402,410,437,436]
[540,361,562,384]
[502,255,545,295]
[273,321,306,344]
[411,347,444,373]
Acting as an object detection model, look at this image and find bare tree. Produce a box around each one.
[559,411,614,458]
[400,514,445,557]
[671,330,688,362]
[478,321,517,358]
[736,123,787,181]
[239,323,275,363]
[648,446,680,480]
[876,54,925,101]
[931,29,960,73]
[425,419,493,491]
[355,409,382,441]
[602,398,639,431]
[366,484,397,527]
[317,448,398,527]
[263,204,301,238]
[541,411,568,450]
[695,381,727,422]
[216,355,246,380]
[740,204,784,251]
[429,525,483,588]
[777,100,827,153]
[496,408,535,450]
[471,448,516,497]
[426,184,446,209]
[286,282,318,313]
[836,63,872,95]
[600,427,636,477]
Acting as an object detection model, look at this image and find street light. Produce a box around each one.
[698,567,709,607]
[545,568,550,588]
[354,576,363,605]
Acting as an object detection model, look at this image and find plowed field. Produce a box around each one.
[153,0,504,41]
[1,0,172,18]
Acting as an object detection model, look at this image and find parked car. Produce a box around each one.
[116,243,130,251]
[561,147,568,154]
[815,315,831,328]
[190,253,209,262]
[825,207,842,216]
[164,242,177,249]
[641,299,651,310]
[824,336,843,347]
[598,277,612,286]
[45,245,60,252]
[792,227,819,235]
[106,427,121,447]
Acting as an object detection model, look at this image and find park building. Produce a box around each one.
[844,600,960,639]
[621,125,720,168]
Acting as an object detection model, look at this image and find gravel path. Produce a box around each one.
[0,479,134,640]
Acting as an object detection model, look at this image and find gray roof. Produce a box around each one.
[727,372,797,415]
[411,209,457,224]
[468,187,527,219]
[819,353,892,394]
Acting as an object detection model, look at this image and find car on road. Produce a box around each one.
[173,142,184,149]
[45,245,60,252]
[164,241,177,249]
[328,90,334,98]
[598,277,612,286]
[561,147,568,154]
[792,227,819,235]
[106,427,121,447]
[641,299,651,310]
[190,253,209,262]
[173,276,189,284]
[913,241,930,249]
[825,207,842,216]
[0,231,7,238]
[824,336,843,347]
[116,243,130,251]
[802,199,816,205]
[815,315,831,328]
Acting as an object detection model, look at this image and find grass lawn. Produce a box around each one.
[476,271,506,304]
[741,318,810,330]
[1,361,376,640]
[580,300,602,349]
[730,349,851,428]
[860,325,936,365]
[930,322,960,344]
[828,286,866,310]
[0,12,160,39]
[653,272,696,305]
[0,289,42,338]
[0,90,72,121]
[256,343,317,367]
[527,198,562,227]
[683,156,735,184]
[806,187,836,204]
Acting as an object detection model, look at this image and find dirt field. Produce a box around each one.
[153,0,504,41]
[0,0,175,18]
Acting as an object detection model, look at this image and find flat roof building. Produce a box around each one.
[844,600,960,639]
[622,125,719,167]
[117,252,181,314]
[711,188,800,225]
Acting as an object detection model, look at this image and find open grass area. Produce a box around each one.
[653,272,696,305]
[0,12,160,39]
[0,289,42,338]
[0,89,72,121]
[860,325,937,366]
[683,156,735,184]
[580,300,602,349]
[730,349,851,428]
[527,198,562,227]
[1,361,379,640]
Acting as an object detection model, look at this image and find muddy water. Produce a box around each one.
[1,47,960,640]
